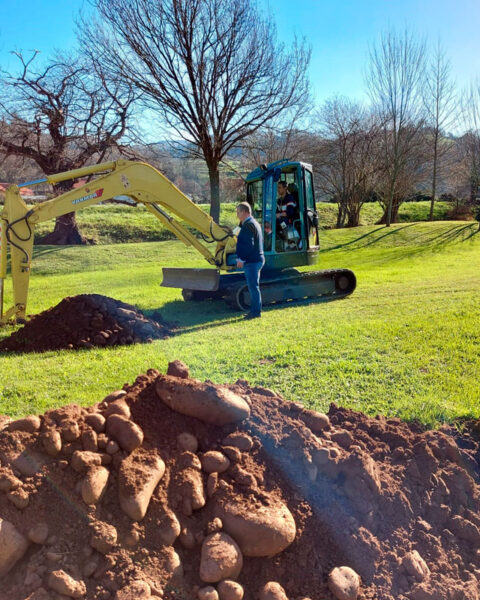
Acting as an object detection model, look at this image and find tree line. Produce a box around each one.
[0,0,479,243]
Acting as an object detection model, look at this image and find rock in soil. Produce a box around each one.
[0,518,29,577]
[0,365,480,600]
[215,494,296,557]
[199,532,243,582]
[328,566,360,600]
[155,375,250,425]
[217,580,244,600]
[259,582,289,600]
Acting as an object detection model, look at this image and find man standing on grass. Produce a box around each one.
[235,202,264,320]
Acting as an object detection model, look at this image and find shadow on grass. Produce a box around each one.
[320,223,418,253]
[322,222,479,257]
[32,245,74,259]
[146,293,348,334]
[416,223,478,246]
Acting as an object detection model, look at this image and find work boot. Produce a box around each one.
[243,313,261,320]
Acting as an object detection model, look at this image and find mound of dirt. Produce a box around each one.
[0,363,480,600]
[0,294,169,353]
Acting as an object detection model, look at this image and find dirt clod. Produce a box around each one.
[116,579,151,599]
[48,569,86,597]
[167,360,190,379]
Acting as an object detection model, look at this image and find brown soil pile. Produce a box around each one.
[0,364,480,600]
[0,294,169,353]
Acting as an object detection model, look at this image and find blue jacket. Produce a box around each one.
[236,216,264,263]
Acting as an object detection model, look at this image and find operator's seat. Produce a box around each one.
[287,182,299,204]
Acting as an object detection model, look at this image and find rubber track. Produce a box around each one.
[226,268,356,310]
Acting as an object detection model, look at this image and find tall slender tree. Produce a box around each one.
[366,29,426,226]
[423,42,457,220]
[461,82,480,209]
[81,0,310,223]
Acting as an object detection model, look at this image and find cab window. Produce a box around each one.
[305,170,315,210]
[304,169,319,247]
[247,180,263,220]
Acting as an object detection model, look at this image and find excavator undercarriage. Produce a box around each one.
[163,267,356,311]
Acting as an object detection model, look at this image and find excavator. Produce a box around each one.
[0,159,356,324]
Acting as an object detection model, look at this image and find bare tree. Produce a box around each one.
[0,51,135,243]
[460,82,480,208]
[0,154,38,185]
[423,41,457,220]
[81,0,310,223]
[315,97,382,227]
[240,104,315,168]
[366,29,426,226]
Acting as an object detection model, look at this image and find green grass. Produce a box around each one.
[31,201,454,244]
[316,200,452,229]
[1,220,479,427]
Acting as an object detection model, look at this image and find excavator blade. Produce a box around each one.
[161,268,220,291]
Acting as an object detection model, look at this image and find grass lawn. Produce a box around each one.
[1,220,479,427]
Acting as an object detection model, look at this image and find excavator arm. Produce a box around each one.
[0,160,237,323]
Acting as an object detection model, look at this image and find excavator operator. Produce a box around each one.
[276,180,300,250]
[276,181,298,233]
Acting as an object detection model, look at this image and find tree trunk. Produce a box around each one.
[377,199,401,225]
[208,166,221,224]
[336,195,347,228]
[40,181,88,245]
[41,212,88,245]
[385,187,394,227]
[470,173,479,206]
[346,205,361,227]
[335,203,345,228]
[429,131,438,221]
[429,187,436,221]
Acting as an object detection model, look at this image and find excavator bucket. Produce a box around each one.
[161,268,220,291]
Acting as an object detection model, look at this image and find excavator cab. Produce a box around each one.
[245,160,320,272]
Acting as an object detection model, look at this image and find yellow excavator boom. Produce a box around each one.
[0,160,237,323]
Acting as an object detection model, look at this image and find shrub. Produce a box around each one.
[446,204,474,220]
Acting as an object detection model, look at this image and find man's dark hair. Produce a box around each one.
[278,181,288,189]
[237,201,252,214]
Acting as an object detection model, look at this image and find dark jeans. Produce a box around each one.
[243,257,265,316]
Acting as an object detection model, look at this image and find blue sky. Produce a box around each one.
[1,0,479,106]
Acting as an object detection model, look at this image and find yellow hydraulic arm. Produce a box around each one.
[0,160,237,323]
